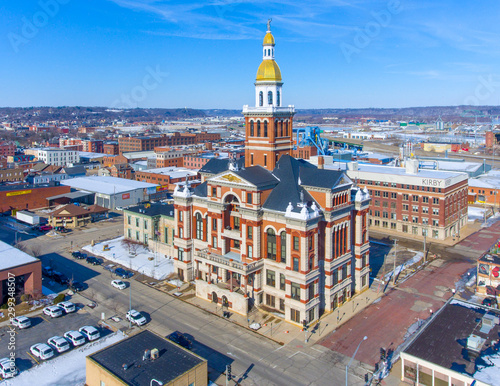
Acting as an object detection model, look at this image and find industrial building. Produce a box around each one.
[61,176,158,209]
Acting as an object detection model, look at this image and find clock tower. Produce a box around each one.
[243,20,295,171]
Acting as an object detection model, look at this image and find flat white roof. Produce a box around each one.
[61,176,158,195]
[138,167,198,179]
[0,241,39,271]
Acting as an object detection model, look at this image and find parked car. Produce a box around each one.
[55,226,70,233]
[71,251,82,258]
[30,343,54,360]
[111,279,127,290]
[115,268,133,279]
[69,281,84,292]
[11,316,31,329]
[47,336,70,353]
[0,358,18,378]
[126,310,147,326]
[42,266,54,277]
[482,297,497,308]
[115,206,123,211]
[53,273,69,285]
[58,301,76,313]
[63,331,86,347]
[167,331,193,350]
[79,326,100,341]
[39,225,52,231]
[86,256,102,265]
[43,306,63,318]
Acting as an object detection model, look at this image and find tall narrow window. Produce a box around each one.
[259,91,263,106]
[257,121,261,137]
[267,229,276,260]
[195,213,203,240]
[250,121,254,136]
[264,155,267,167]
[268,91,273,105]
[277,90,280,106]
[264,121,268,137]
[280,231,286,264]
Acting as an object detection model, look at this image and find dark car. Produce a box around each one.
[86,256,102,265]
[53,273,69,285]
[69,281,84,292]
[76,253,87,260]
[71,251,82,258]
[167,332,192,350]
[42,266,54,277]
[114,268,133,279]
[482,297,497,308]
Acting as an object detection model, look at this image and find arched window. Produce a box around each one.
[284,121,288,136]
[277,90,280,106]
[250,121,254,136]
[268,91,273,105]
[274,120,278,137]
[280,121,283,137]
[257,121,261,137]
[195,213,203,240]
[264,121,268,137]
[280,231,287,264]
[267,229,276,260]
[259,91,263,106]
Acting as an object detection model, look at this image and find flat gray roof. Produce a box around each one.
[61,176,157,195]
[0,241,39,271]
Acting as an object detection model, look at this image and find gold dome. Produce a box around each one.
[263,32,275,46]
[256,60,282,82]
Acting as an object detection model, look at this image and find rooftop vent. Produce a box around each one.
[151,348,159,360]
[467,334,486,352]
[480,313,499,334]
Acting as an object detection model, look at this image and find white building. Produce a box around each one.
[61,176,158,209]
[36,148,80,166]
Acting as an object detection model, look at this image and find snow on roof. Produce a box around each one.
[356,163,465,179]
[78,151,106,158]
[139,167,198,179]
[0,240,39,271]
[61,176,157,195]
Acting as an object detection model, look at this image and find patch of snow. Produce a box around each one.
[4,332,126,386]
[455,267,477,294]
[83,236,174,280]
[450,299,483,310]
[468,206,489,222]
[168,279,183,287]
[474,351,500,385]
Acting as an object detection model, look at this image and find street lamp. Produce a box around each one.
[345,336,367,386]
[150,379,163,386]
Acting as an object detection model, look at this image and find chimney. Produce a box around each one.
[318,156,324,170]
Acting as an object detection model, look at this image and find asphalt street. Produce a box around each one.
[1,217,366,386]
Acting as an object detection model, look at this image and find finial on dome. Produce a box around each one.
[267,18,272,32]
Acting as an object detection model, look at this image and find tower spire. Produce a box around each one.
[267,18,272,32]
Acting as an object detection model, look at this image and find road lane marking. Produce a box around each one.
[40,315,50,323]
[27,352,40,365]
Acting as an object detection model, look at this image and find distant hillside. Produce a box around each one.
[0,107,206,124]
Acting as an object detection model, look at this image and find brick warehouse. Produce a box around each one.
[172,24,371,326]
[0,183,71,212]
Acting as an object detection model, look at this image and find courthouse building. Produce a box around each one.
[172,23,371,325]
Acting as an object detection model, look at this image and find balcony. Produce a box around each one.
[196,249,262,274]
[222,226,241,240]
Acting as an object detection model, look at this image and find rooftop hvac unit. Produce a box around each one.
[151,348,159,360]
[467,334,486,351]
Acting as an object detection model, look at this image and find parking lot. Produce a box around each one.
[0,309,110,373]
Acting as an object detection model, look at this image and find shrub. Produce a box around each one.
[53,293,66,304]
[20,294,30,302]
[0,303,8,310]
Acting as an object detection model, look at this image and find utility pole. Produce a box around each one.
[128,285,132,329]
[393,239,398,285]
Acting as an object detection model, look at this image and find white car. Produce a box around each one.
[111,279,126,290]
[79,326,100,341]
[30,343,54,360]
[63,330,86,347]
[43,306,63,318]
[0,358,18,378]
[126,309,147,326]
[58,301,76,313]
[11,316,31,329]
[47,336,70,353]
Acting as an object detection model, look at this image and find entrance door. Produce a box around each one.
[178,269,184,282]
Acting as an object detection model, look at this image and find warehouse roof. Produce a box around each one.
[61,176,157,195]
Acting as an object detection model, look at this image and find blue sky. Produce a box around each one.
[1,0,500,109]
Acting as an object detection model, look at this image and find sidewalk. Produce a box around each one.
[168,281,387,348]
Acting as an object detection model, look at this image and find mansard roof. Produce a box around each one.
[199,158,245,175]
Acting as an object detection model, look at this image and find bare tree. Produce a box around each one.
[29,244,43,258]
[121,239,143,256]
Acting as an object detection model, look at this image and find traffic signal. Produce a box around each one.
[380,348,386,360]
[227,364,232,379]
